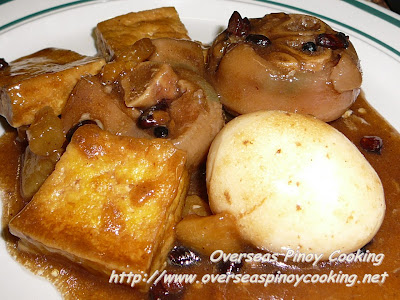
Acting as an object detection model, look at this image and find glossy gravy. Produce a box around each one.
[1,94,399,299]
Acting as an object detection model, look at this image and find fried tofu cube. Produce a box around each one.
[0,48,105,127]
[9,125,188,287]
[95,7,190,61]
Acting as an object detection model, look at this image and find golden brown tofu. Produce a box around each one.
[0,48,105,127]
[9,125,188,288]
[95,7,190,61]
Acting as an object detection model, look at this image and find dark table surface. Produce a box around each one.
[367,0,400,14]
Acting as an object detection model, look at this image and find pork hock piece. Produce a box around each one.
[61,67,224,170]
[207,12,362,122]
[9,125,189,288]
[61,75,148,138]
[0,48,105,127]
[65,6,224,170]
[95,7,190,61]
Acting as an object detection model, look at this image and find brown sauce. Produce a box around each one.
[1,93,399,299]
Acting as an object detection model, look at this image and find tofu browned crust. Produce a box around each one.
[0,48,105,127]
[95,7,190,61]
[9,125,188,287]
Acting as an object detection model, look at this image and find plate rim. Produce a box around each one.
[0,0,399,299]
[0,0,399,59]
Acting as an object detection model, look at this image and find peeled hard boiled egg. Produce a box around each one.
[206,111,385,258]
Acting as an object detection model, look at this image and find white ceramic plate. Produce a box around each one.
[0,0,399,299]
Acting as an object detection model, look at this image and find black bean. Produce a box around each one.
[168,246,201,267]
[149,274,185,300]
[360,136,383,154]
[137,100,169,129]
[0,58,9,70]
[217,260,243,275]
[302,41,317,53]
[315,32,349,50]
[65,120,98,143]
[138,110,156,129]
[227,11,250,37]
[337,32,350,45]
[154,99,168,111]
[154,126,169,138]
[245,34,271,47]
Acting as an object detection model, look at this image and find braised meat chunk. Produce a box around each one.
[61,75,148,137]
[207,12,362,122]
[62,7,225,171]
